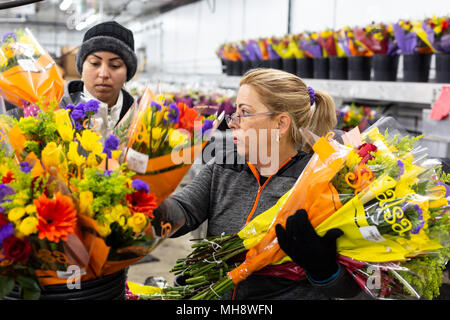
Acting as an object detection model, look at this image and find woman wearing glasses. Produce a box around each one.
[154,68,361,300]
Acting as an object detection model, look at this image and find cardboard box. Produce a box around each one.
[60,46,79,77]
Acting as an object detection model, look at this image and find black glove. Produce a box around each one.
[275,209,343,282]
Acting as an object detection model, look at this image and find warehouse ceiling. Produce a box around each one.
[0,0,199,29]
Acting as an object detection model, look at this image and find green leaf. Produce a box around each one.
[0,275,15,298]
[16,276,41,300]
[22,288,41,300]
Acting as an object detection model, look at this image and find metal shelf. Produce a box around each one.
[147,73,448,106]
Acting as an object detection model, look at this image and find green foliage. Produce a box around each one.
[397,248,450,300]
[72,165,134,216]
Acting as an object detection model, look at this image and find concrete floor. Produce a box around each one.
[127,233,193,287]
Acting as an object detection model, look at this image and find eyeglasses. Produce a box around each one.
[225,112,279,126]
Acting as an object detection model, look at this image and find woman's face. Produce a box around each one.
[229,84,280,164]
[81,51,127,107]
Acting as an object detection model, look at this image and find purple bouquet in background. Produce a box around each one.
[393,22,417,54]
[236,41,251,61]
[246,40,262,61]
[422,16,450,53]
[300,32,324,58]
[266,40,281,59]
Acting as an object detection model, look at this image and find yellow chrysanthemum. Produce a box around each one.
[346,150,362,169]
[18,216,38,236]
[127,212,147,233]
[8,207,26,222]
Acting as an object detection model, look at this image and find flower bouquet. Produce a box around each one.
[118,87,221,205]
[0,96,178,299]
[300,32,326,58]
[337,103,378,132]
[0,29,64,109]
[137,117,449,300]
[422,15,450,53]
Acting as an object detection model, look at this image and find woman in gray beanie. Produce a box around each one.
[60,20,138,141]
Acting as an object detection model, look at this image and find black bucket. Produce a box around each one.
[296,58,313,78]
[269,58,282,70]
[220,59,227,74]
[348,56,372,80]
[329,57,348,80]
[231,60,243,76]
[242,60,252,74]
[226,60,233,76]
[435,53,450,83]
[261,59,271,68]
[4,270,127,300]
[402,54,432,82]
[313,57,329,79]
[250,60,262,69]
[282,58,296,74]
[372,54,399,81]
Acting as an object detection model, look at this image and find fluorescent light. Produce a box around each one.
[59,0,73,11]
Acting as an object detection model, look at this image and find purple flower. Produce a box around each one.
[64,104,75,111]
[151,101,162,111]
[103,170,112,177]
[396,160,405,179]
[0,223,14,247]
[131,179,149,193]
[411,204,425,234]
[84,99,100,115]
[168,103,180,124]
[103,134,120,159]
[71,107,86,123]
[2,32,16,43]
[20,161,32,174]
[201,119,214,135]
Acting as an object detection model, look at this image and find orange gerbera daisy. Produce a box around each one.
[34,192,77,243]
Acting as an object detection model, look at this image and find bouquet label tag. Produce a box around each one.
[17,59,39,72]
[126,148,148,174]
[359,226,386,243]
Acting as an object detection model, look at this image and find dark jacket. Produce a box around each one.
[158,142,362,300]
[60,80,134,124]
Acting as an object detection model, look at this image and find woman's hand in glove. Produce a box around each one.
[275,209,343,282]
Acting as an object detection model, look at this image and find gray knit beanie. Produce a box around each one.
[76,21,137,81]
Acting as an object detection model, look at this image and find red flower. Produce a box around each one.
[356,143,377,165]
[2,172,15,184]
[173,103,202,132]
[0,213,9,228]
[34,192,77,243]
[126,190,158,219]
[3,236,31,263]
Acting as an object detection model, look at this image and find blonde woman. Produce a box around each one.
[154,68,361,300]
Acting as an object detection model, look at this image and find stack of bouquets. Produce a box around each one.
[136,117,449,300]
[115,87,221,205]
[335,26,373,57]
[300,31,327,58]
[0,96,175,299]
[268,35,306,59]
[421,15,450,53]
[337,103,378,132]
[0,28,64,109]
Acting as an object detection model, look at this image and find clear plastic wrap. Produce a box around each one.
[117,87,223,204]
[0,28,64,109]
